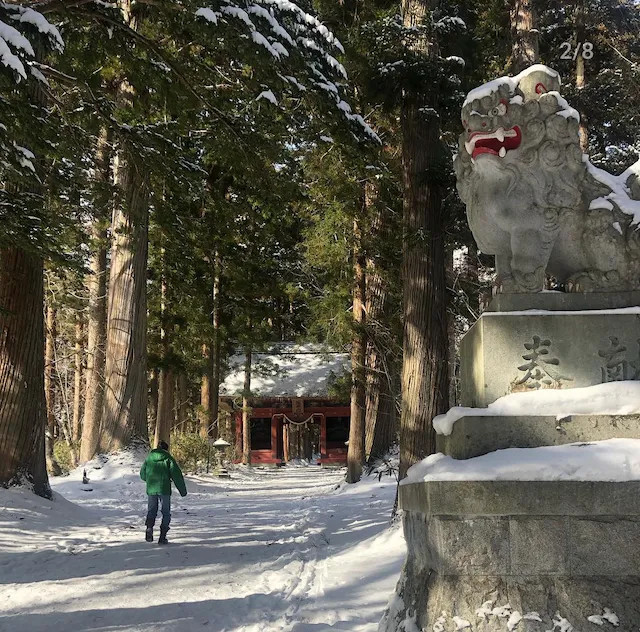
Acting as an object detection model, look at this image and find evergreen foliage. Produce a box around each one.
[0,0,637,486]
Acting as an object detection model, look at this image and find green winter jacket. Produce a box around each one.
[140,449,187,497]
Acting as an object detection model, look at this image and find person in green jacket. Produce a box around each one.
[140,440,187,544]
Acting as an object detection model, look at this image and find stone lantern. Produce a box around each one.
[211,438,231,478]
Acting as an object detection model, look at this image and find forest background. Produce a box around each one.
[0,0,638,498]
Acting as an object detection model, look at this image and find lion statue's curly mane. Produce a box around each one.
[453,65,640,293]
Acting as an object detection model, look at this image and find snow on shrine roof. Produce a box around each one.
[220,343,350,397]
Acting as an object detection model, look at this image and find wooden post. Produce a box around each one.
[319,414,327,460]
[283,421,289,462]
[270,417,278,461]
[235,411,242,461]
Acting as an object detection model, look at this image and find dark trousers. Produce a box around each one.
[146,494,171,531]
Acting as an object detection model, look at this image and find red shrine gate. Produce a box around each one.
[233,397,349,465]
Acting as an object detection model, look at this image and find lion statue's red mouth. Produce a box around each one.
[465,126,522,159]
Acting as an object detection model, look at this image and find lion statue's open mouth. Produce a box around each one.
[466,126,522,159]
[453,64,640,294]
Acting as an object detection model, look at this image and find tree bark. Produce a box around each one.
[0,248,52,496]
[510,0,539,72]
[399,0,449,481]
[98,0,149,454]
[363,183,397,463]
[154,368,174,448]
[177,373,189,433]
[149,368,159,431]
[347,216,366,483]
[72,313,83,443]
[199,343,211,438]
[99,149,149,452]
[575,0,588,152]
[210,256,221,440]
[44,303,62,476]
[242,347,252,465]
[80,126,111,464]
[364,264,396,462]
[0,46,51,496]
[154,256,173,448]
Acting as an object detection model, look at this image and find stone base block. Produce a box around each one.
[380,571,640,632]
[487,290,640,312]
[382,480,640,631]
[400,480,640,577]
[460,307,640,407]
[436,413,640,459]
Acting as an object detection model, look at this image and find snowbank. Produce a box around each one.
[433,381,640,436]
[402,438,640,484]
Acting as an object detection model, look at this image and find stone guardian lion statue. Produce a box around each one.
[454,64,640,293]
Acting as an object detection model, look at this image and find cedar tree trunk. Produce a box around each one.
[510,0,539,72]
[363,182,397,462]
[399,0,449,481]
[80,127,111,463]
[347,216,366,483]
[72,314,83,443]
[0,248,51,496]
[99,149,149,452]
[199,343,211,438]
[364,265,396,462]
[44,303,62,475]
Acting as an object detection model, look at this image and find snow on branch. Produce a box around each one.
[257,89,277,104]
[0,3,64,82]
[195,0,378,142]
[6,6,64,51]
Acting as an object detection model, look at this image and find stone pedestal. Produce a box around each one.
[460,303,640,407]
[381,293,640,632]
[393,480,640,631]
[436,413,640,459]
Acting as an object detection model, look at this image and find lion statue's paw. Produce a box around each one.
[494,267,545,294]
[564,269,622,293]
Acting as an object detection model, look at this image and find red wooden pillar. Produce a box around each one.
[270,417,278,461]
[235,411,243,461]
[319,413,327,459]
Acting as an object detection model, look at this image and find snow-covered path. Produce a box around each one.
[0,452,404,632]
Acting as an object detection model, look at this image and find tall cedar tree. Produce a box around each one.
[398,0,450,480]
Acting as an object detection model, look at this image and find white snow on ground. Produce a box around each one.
[403,438,640,484]
[0,451,404,632]
[221,343,350,397]
[433,381,640,436]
